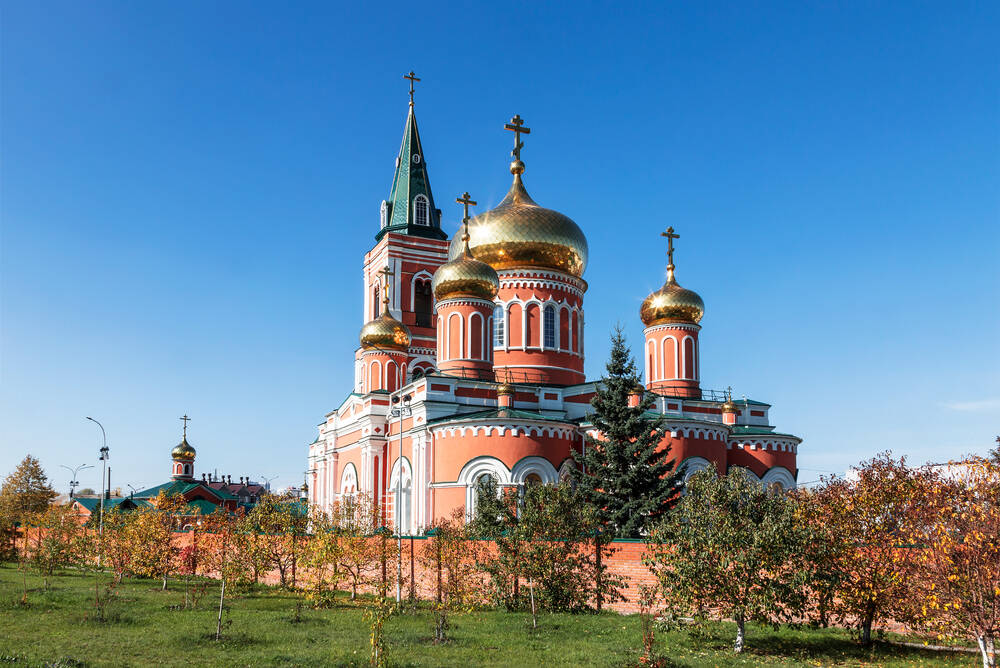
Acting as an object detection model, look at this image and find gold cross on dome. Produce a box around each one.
[661,227,680,268]
[456,192,477,223]
[504,114,531,161]
[404,71,420,106]
[377,266,394,305]
[179,414,190,438]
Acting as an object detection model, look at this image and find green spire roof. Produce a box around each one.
[376,105,447,241]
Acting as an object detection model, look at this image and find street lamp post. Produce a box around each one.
[390,389,412,605]
[59,463,94,499]
[86,417,108,537]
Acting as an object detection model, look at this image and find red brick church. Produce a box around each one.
[306,77,801,532]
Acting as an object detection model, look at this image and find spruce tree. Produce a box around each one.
[572,326,682,538]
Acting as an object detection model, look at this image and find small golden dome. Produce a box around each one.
[721,399,738,413]
[433,227,499,301]
[449,168,588,278]
[496,382,515,395]
[360,312,411,351]
[171,437,196,460]
[640,268,705,326]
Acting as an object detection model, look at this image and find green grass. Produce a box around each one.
[0,564,972,667]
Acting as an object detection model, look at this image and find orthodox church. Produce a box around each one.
[306,77,801,532]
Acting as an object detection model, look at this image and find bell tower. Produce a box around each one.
[357,72,451,387]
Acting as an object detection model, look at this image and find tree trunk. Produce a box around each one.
[861,598,876,646]
[162,573,168,591]
[529,579,537,629]
[216,577,226,640]
[977,634,996,668]
[734,612,746,654]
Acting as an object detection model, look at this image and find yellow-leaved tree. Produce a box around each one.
[905,458,999,668]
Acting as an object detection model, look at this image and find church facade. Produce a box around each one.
[306,83,801,532]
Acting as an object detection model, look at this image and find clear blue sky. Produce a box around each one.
[2,2,997,493]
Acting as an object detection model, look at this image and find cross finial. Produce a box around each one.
[661,226,680,270]
[456,192,477,255]
[404,71,420,106]
[726,386,733,401]
[456,192,477,223]
[377,266,394,306]
[180,414,190,438]
[504,114,531,161]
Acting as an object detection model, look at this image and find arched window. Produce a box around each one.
[493,306,505,347]
[414,279,432,327]
[414,195,429,226]
[543,305,556,349]
[373,284,380,317]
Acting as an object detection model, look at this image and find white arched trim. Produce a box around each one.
[458,456,512,521]
[410,270,433,311]
[389,456,413,489]
[646,339,657,382]
[761,467,797,490]
[511,456,558,485]
[469,311,484,359]
[679,456,713,481]
[681,334,696,380]
[413,194,429,226]
[662,335,678,380]
[557,458,576,482]
[340,463,359,496]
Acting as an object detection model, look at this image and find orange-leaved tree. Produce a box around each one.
[131,492,188,590]
[809,452,920,645]
[419,508,485,643]
[905,458,1000,668]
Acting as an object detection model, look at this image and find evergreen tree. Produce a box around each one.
[0,455,57,560]
[572,326,683,538]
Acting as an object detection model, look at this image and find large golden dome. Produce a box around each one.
[640,268,705,326]
[171,437,196,460]
[448,164,588,278]
[433,226,499,301]
[360,312,411,351]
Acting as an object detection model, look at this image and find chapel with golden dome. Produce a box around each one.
[306,76,801,531]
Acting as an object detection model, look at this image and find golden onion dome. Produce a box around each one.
[448,163,588,278]
[721,399,738,414]
[171,437,196,460]
[360,311,411,352]
[640,267,705,326]
[433,225,499,301]
[496,382,515,396]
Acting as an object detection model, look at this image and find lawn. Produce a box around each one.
[0,565,974,667]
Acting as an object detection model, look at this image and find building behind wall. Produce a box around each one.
[307,82,802,533]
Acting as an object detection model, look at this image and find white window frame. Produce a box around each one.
[413,195,429,226]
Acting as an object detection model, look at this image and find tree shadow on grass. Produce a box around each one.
[668,623,972,666]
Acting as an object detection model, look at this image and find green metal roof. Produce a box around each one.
[730,426,798,438]
[376,105,446,242]
[427,407,571,426]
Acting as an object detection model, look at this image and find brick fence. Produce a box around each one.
[171,531,657,614]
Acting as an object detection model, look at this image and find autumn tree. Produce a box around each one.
[472,478,621,616]
[301,507,347,606]
[29,503,86,589]
[337,493,380,600]
[246,495,308,587]
[645,467,811,653]
[809,453,920,645]
[100,508,140,583]
[202,509,241,640]
[905,458,1000,668]
[420,509,485,642]
[572,327,682,538]
[0,455,57,560]
[130,492,187,590]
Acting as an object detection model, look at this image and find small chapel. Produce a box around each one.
[306,75,802,532]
